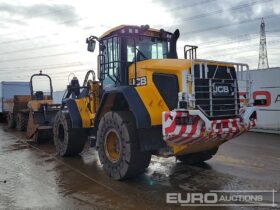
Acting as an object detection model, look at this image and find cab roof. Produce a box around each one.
[99,25,173,40]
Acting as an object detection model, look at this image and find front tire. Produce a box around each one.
[96,111,151,180]
[53,110,86,156]
[176,147,219,164]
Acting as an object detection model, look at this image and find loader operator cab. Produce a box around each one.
[86,25,178,89]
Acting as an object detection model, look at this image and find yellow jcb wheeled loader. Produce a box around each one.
[53,25,257,180]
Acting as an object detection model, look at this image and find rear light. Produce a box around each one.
[175,116,195,125]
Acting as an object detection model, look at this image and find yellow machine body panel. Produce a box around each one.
[128,59,192,126]
[75,81,100,128]
[169,139,225,155]
[128,59,236,126]
[75,98,92,128]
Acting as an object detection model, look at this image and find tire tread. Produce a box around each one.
[97,111,151,180]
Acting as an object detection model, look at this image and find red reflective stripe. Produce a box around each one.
[164,112,169,121]
[164,121,176,134]
[222,121,228,128]
[164,112,182,134]
[176,112,183,118]
[231,119,239,133]
[200,121,205,133]
[218,126,222,134]
[178,125,187,135]
[166,125,188,143]
[175,117,200,144]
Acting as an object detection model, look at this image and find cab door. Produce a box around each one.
[99,37,121,89]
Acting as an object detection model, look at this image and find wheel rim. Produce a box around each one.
[58,124,65,143]
[104,129,121,163]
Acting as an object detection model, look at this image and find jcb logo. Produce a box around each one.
[131,76,147,86]
[213,84,232,96]
[213,86,229,94]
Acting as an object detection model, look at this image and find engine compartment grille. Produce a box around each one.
[194,64,240,119]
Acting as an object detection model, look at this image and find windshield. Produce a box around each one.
[127,37,168,62]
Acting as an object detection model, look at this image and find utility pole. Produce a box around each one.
[258,18,269,69]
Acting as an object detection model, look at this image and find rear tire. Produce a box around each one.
[7,112,16,128]
[16,113,28,131]
[176,147,218,164]
[96,111,151,180]
[53,110,86,156]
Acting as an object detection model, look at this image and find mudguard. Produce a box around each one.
[95,86,151,129]
[63,98,82,128]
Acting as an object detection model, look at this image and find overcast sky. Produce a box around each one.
[0,0,279,91]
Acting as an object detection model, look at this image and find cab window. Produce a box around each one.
[127,37,168,62]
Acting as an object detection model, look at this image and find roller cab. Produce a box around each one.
[25,71,60,143]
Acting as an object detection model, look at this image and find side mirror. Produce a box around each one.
[87,39,96,52]
[86,36,98,52]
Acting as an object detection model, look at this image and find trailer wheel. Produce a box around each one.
[176,147,219,164]
[16,113,28,131]
[7,112,16,128]
[53,110,86,156]
[96,111,151,180]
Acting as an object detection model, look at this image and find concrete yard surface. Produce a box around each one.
[0,124,279,209]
